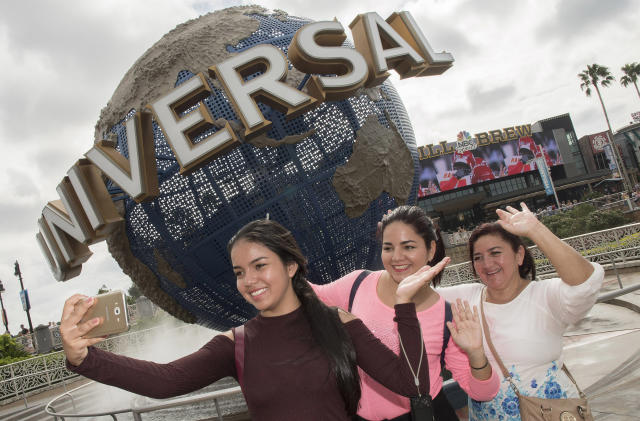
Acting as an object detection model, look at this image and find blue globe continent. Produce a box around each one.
[106,8,420,329]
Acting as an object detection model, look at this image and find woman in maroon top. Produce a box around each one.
[61,219,473,421]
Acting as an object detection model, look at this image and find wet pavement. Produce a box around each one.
[563,270,640,420]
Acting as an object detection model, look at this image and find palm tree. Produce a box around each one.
[578,64,616,130]
[620,62,640,99]
[578,63,631,191]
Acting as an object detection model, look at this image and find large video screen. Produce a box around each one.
[417,127,563,197]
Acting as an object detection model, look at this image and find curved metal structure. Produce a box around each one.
[44,380,246,421]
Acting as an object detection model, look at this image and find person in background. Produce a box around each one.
[437,203,604,420]
[313,206,499,421]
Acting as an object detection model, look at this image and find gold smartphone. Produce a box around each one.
[80,290,130,338]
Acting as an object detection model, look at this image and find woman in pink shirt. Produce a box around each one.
[313,206,500,421]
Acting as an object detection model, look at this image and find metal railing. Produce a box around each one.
[443,230,472,247]
[130,386,243,421]
[0,349,76,407]
[45,381,131,421]
[12,304,138,356]
[534,191,636,218]
[440,222,640,286]
[0,323,183,406]
[442,193,636,247]
[44,380,245,421]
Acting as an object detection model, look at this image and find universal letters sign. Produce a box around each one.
[36,11,453,281]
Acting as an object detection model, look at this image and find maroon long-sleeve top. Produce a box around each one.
[68,303,427,421]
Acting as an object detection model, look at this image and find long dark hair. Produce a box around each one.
[468,223,536,280]
[379,205,447,285]
[228,219,361,416]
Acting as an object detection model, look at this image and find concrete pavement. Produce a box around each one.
[563,269,640,420]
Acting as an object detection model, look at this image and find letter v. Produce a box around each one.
[85,111,159,203]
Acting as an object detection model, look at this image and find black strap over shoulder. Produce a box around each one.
[441,301,452,371]
[347,271,451,371]
[348,270,371,312]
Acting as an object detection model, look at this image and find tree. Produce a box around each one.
[578,63,631,192]
[97,284,109,295]
[620,62,640,100]
[128,283,142,300]
[126,283,142,305]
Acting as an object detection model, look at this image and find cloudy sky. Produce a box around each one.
[0,0,638,334]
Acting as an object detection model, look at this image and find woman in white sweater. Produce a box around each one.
[437,203,604,420]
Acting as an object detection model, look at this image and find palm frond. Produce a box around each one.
[600,74,615,87]
[579,63,614,94]
[621,62,640,84]
[578,71,592,96]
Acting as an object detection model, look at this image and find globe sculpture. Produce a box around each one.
[101,6,420,330]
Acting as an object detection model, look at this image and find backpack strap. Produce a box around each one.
[232,325,245,388]
[440,300,453,371]
[348,270,371,312]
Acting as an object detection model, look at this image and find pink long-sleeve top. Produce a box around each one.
[313,270,500,420]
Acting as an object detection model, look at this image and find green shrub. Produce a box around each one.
[0,334,29,359]
[0,356,31,366]
[541,204,628,238]
[586,210,626,232]
[541,212,585,238]
[0,350,65,368]
[569,203,596,219]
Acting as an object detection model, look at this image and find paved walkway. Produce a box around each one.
[563,269,640,420]
[0,377,93,420]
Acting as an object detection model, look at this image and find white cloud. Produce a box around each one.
[0,0,638,334]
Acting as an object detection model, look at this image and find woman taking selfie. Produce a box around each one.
[62,219,458,421]
[438,203,604,420]
[313,206,500,421]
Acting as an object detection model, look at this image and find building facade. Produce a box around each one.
[614,121,640,185]
[416,114,614,232]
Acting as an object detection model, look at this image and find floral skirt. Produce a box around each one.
[469,360,577,421]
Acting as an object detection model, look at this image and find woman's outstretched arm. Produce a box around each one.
[66,335,236,399]
[497,203,594,285]
[61,294,235,399]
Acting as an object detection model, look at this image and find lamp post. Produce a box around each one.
[0,280,8,334]
[14,261,34,335]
